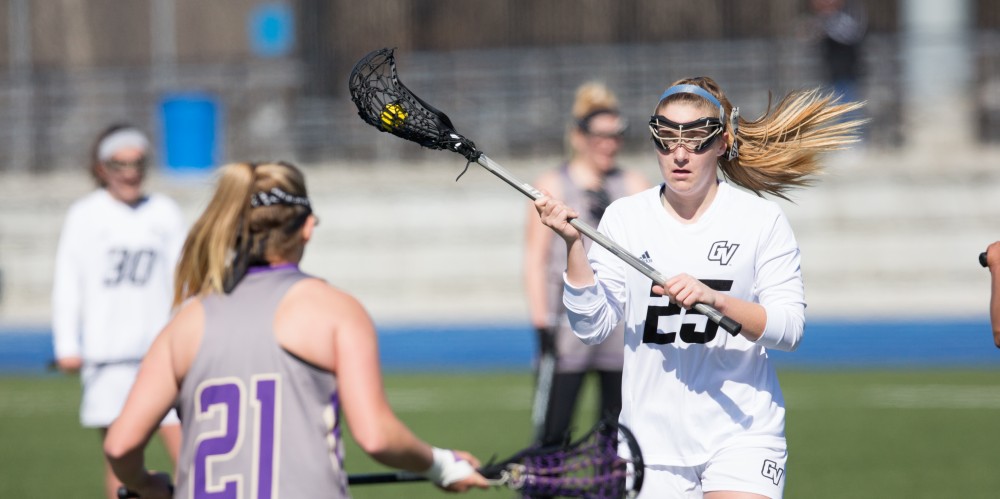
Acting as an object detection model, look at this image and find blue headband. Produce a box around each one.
[658,85,724,120]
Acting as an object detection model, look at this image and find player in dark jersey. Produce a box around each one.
[104,161,488,498]
[523,82,649,448]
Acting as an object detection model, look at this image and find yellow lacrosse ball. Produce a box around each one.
[380,103,408,130]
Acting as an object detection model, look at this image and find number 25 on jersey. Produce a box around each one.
[642,279,734,345]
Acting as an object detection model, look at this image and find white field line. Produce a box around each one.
[385,386,530,413]
[7,384,997,416]
[864,385,1000,409]
[0,391,77,417]
[0,386,531,417]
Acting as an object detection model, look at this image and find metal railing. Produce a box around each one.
[3,30,999,172]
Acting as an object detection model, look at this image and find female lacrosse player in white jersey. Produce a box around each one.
[52,124,185,499]
[534,77,864,498]
[104,161,488,498]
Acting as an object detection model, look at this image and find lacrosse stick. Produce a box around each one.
[348,48,741,335]
[116,483,173,498]
[531,327,558,444]
[349,419,644,498]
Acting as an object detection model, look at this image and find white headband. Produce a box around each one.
[98,128,150,162]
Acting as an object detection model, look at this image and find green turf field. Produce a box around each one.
[2,369,999,498]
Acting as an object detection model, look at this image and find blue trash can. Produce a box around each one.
[160,93,220,172]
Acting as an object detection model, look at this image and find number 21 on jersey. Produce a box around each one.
[193,375,280,499]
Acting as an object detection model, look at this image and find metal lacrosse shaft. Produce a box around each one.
[475,154,741,336]
[348,471,426,485]
[530,350,556,441]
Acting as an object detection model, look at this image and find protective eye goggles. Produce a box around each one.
[652,84,740,159]
[648,115,724,154]
[104,157,148,171]
[577,109,628,140]
[585,127,627,140]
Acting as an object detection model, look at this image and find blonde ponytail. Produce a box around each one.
[658,77,866,200]
[723,89,865,199]
[173,161,311,307]
[173,163,255,307]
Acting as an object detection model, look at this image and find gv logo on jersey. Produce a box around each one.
[761,459,784,485]
[707,241,739,266]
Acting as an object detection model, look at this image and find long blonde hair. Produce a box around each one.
[656,76,866,200]
[173,161,311,307]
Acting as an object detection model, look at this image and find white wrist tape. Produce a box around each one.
[423,447,475,487]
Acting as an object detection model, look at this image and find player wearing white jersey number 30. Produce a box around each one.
[51,124,185,499]
[535,77,865,499]
[53,189,183,375]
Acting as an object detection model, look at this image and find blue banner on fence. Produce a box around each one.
[160,93,220,172]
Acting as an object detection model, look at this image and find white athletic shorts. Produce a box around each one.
[80,362,179,428]
[637,444,787,499]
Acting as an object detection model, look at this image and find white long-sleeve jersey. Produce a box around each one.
[52,189,185,364]
[563,182,805,466]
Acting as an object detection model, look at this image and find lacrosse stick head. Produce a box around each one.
[348,48,481,162]
[481,419,644,498]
